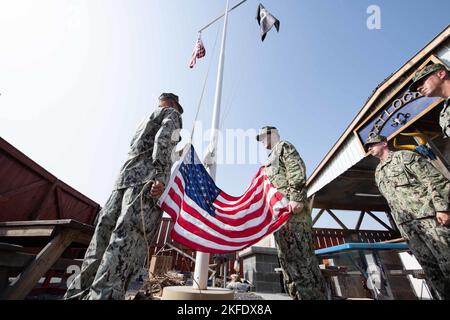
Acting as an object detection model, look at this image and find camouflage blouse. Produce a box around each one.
[439,98,450,138]
[375,150,450,224]
[114,107,182,189]
[264,140,307,203]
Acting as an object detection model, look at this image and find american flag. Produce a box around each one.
[189,37,206,68]
[158,145,292,254]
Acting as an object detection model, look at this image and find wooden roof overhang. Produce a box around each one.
[307,25,450,211]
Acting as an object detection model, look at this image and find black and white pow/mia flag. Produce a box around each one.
[255,3,280,42]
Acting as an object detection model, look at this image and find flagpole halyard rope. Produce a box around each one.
[139,180,157,270]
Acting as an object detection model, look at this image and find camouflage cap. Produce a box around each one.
[256,126,278,141]
[364,133,387,149]
[408,63,447,92]
[159,92,179,102]
[159,92,183,114]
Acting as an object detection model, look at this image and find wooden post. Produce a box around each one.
[312,208,325,226]
[325,209,348,230]
[366,211,393,231]
[28,182,57,220]
[385,211,400,233]
[355,211,365,231]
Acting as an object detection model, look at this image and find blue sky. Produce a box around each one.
[1,1,449,229]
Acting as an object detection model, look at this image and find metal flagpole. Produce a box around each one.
[193,0,230,290]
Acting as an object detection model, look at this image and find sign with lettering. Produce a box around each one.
[356,89,440,144]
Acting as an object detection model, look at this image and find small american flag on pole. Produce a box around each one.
[189,36,206,68]
[158,145,292,254]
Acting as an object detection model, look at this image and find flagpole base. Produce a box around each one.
[161,286,234,300]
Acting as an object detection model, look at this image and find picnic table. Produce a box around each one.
[315,242,425,299]
[0,219,93,300]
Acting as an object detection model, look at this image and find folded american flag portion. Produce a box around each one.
[158,145,292,253]
[189,37,206,68]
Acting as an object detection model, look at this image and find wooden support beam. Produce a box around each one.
[0,220,93,244]
[355,211,365,231]
[312,209,325,226]
[325,209,348,230]
[385,211,400,233]
[0,226,55,238]
[0,228,78,300]
[366,211,393,231]
[0,180,48,201]
[0,220,93,233]
[56,188,64,220]
[29,182,57,220]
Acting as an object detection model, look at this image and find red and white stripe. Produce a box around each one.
[159,167,292,253]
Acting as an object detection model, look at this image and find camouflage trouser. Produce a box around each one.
[64,183,163,300]
[398,217,450,300]
[274,209,327,300]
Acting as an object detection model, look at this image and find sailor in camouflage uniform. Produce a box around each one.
[257,126,327,300]
[64,93,183,300]
[409,63,450,138]
[365,133,450,300]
